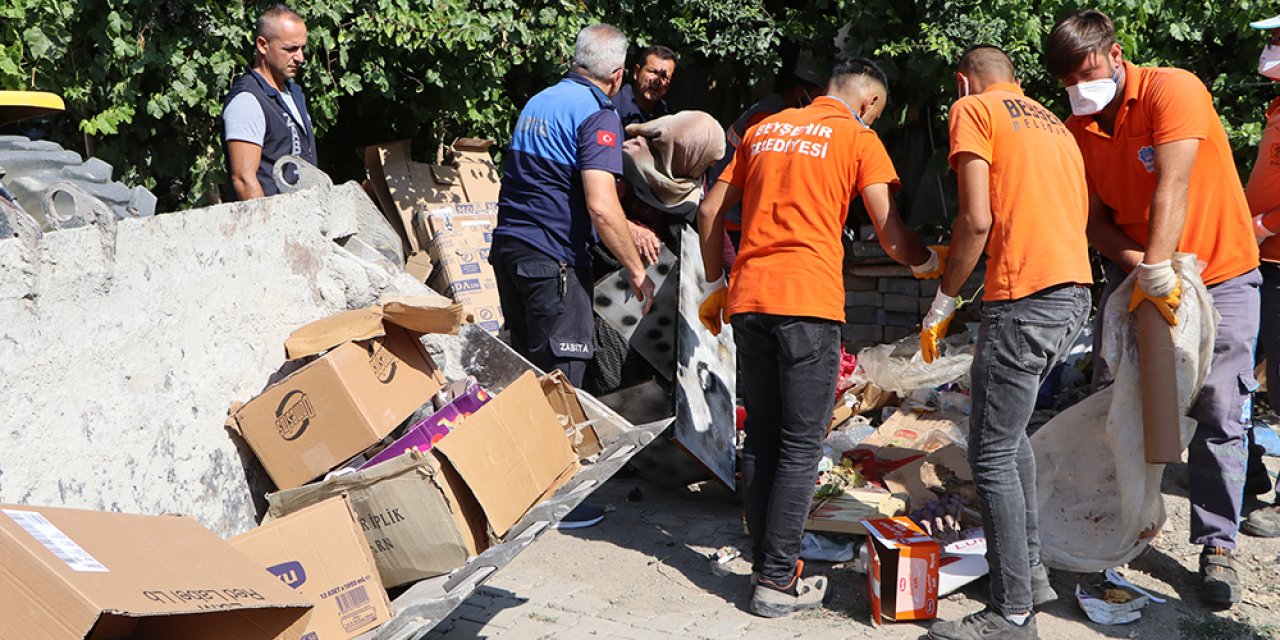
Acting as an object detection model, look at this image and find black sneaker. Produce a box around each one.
[555,503,605,530]
[1030,563,1057,605]
[929,608,1038,640]
[1200,546,1242,606]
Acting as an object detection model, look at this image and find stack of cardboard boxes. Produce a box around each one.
[363,139,505,335]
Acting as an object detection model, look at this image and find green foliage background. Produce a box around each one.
[1,0,1275,211]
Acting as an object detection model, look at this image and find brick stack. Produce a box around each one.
[841,240,984,352]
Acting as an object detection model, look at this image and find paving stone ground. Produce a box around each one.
[427,462,1280,639]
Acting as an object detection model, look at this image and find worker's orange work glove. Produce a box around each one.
[1127,260,1181,326]
[911,245,949,280]
[920,291,957,364]
[698,275,729,336]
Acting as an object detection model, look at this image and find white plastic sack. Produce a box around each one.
[1034,254,1218,572]
[857,338,972,394]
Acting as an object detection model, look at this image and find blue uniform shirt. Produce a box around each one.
[495,73,624,268]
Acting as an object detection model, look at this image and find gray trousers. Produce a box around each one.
[970,285,1090,614]
[1094,264,1261,548]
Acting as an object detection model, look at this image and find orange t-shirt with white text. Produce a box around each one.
[1065,62,1258,285]
[721,96,900,322]
[948,83,1092,301]
[1245,96,1280,264]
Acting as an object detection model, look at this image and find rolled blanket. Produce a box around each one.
[622,111,725,217]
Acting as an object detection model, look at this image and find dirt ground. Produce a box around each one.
[437,455,1280,639]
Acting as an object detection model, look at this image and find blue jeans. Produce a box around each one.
[969,285,1089,615]
[732,313,841,584]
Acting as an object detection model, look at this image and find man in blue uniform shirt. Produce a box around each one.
[491,23,655,389]
[615,45,677,132]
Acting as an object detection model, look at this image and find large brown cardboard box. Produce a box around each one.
[265,372,579,587]
[0,505,312,640]
[230,301,463,490]
[231,497,393,639]
[422,205,503,335]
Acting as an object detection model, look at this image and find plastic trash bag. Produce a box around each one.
[799,532,856,562]
[1034,254,1218,572]
[856,337,973,394]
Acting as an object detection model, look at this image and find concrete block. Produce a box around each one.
[844,306,877,324]
[843,274,878,291]
[884,325,917,342]
[0,181,445,536]
[847,264,913,277]
[846,290,883,307]
[878,309,919,328]
[919,278,941,297]
[878,276,920,296]
[843,323,882,343]
[883,293,919,313]
[920,297,935,314]
[846,241,888,259]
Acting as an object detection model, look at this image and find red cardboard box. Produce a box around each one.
[862,516,940,624]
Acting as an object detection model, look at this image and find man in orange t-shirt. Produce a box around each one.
[1241,14,1280,539]
[1046,10,1261,607]
[923,46,1092,640]
[694,58,940,618]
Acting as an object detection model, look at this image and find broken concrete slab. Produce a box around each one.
[0,179,445,536]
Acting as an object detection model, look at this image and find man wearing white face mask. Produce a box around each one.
[1045,9,1261,607]
[1242,15,1280,539]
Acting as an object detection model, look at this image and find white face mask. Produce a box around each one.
[1260,45,1280,79]
[1065,65,1120,116]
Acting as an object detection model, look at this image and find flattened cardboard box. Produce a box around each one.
[0,504,311,640]
[232,303,459,490]
[231,497,392,640]
[423,206,503,335]
[266,372,579,587]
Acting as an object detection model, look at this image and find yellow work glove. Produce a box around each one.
[920,290,958,364]
[1127,260,1181,326]
[911,245,949,280]
[698,275,729,336]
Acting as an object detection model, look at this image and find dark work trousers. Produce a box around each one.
[969,285,1089,615]
[1253,262,1280,501]
[1094,266,1261,548]
[490,236,595,387]
[732,313,841,584]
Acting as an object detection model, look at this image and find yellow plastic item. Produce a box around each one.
[0,91,65,126]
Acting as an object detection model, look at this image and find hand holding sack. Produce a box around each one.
[911,245,949,280]
[920,290,958,364]
[698,275,729,336]
[1127,260,1181,326]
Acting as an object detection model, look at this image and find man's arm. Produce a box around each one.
[1145,138,1198,264]
[696,180,742,282]
[1085,191,1144,270]
[583,169,654,312]
[861,182,930,269]
[227,141,265,200]
[940,153,992,298]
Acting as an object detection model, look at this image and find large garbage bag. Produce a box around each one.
[856,338,973,395]
[1034,253,1218,572]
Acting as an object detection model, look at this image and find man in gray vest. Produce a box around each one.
[222,4,317,200]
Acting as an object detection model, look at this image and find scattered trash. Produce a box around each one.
[1103,568,1167,604]
[799,532,856,562]
[1255,423,1280,457]
[938,532,989,597]
[856,339,973,395]
[709,545,741,576]
[1075,578,1150,625]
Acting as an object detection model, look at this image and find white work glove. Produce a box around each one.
[697,275,729,336]
[1128,260,1181,326]
[920,290,958,364]
[911,245,948,279]
[1256,214,1277,243]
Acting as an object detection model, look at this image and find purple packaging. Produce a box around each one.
[359,383,493,470]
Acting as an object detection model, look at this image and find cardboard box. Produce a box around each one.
[231,497,392,639]
[540,371,602,458]
[266,372,579,587]
[359,382,492,470]
[805,488,907,536]
[853,410,967,466]
[862,517,940,624]
[422,205,503,335]
[882,443,974,507]
[230,301,462,490]
[0,505,312,640]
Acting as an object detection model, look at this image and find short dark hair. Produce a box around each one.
[1044,9,1117,79]
[639,45,678,66]
[957,44,1016,81]
[256,4,303,40]
[828,57,888,92]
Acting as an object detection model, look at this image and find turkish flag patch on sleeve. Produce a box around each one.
[596,130,617,147]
